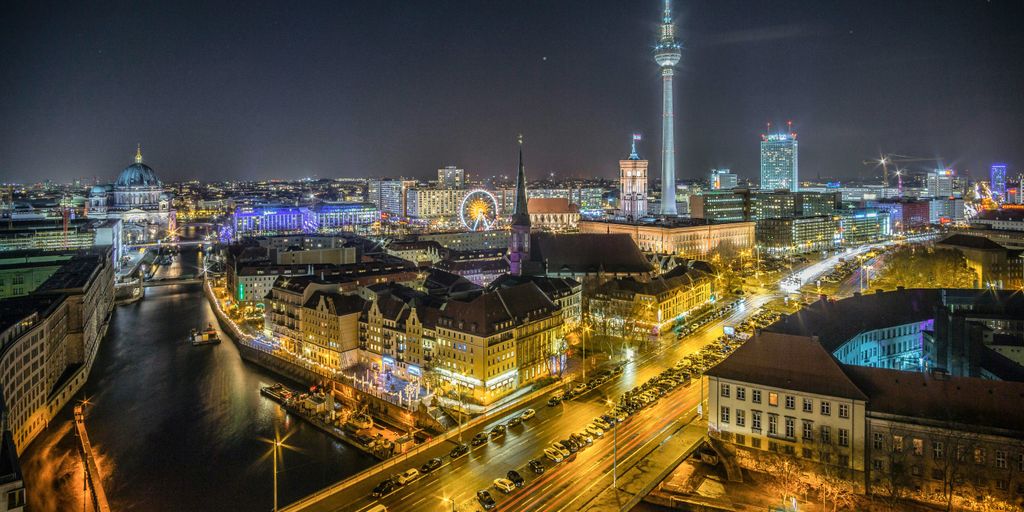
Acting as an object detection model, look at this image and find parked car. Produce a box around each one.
[477,489,496,509]
[449,443,469,459]
[506,415,522,427]
[586,424,604,437]
[529,459,546,474]
[396,468,420,485]
[544,447,564,463]
[552,442,571,457]
[573,383,588,394]
[489,424,506,438]
[494,478,516,494]
[521,409,536,420]
[371,478,396,498]
[472,432,489,446]
[507,470,524,487]
[420,457,442,473]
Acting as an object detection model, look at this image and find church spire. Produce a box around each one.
[508,134,531,276]
[511,134,529,226]
[135,144,144,164]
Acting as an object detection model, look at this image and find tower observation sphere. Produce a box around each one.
[654,0,682,216]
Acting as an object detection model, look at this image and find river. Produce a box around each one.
[20,248,376,511]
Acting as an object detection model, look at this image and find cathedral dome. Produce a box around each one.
[116,163,161,187]
[90,185,108,195]
[115,145,161,188]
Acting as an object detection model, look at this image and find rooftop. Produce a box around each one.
[843,365,1024,434]
[765,289,943,352]
[936,233,1008,251]
[529,232,653,275]
[706,332,869,401]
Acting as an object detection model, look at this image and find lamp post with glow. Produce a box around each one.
[606,399,618,488]
[263,428,294,512]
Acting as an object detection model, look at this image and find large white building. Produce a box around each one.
[86,146,176,243]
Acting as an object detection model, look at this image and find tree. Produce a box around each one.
[872,245,977,290]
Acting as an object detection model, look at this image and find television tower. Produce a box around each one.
[654,0,682,216]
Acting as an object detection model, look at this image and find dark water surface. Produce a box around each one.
[20,249,375,511]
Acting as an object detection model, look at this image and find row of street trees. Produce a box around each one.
[873,245,977,290]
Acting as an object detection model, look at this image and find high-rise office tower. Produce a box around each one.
[710,168,737,190]
[437,166,465,189]
[508,136,530,276]
[367,178,415,217]
[990,163,1007,200]
[926,169,955,198]
[620,134,648,220]
[653,0,682,216]
[760,127,799,192]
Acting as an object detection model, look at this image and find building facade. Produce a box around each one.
[86,146,176,244]
[437,166,465,189]
[620,135,649,220]
[760,132,799,192]
[756,215,840,256]
[579,219,755,259]
[710,169,738,190]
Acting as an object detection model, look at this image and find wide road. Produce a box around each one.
[295,291,777,512]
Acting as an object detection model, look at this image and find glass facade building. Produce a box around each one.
[760,133,799,192]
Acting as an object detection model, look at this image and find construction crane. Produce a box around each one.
[862,153,944,194]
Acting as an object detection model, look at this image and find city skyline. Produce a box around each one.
[2,0,1022,183]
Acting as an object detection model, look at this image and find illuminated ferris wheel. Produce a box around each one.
[460,189,499,231]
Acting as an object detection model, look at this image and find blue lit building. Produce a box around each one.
[760,132,799,192]
[990,163,1007,200]
[839,208,891,245]
[232,203,378,239]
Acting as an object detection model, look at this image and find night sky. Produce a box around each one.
[2,0,1022,184]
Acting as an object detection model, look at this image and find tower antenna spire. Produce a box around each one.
[653,0,682,217]
[135,143,143,164]
[630,133,642,160]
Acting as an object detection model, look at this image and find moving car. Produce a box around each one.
[449,443,470,459]
[507,470,524,487]
[572,383,588,394]
[472,432,489,446]
[477,489,496,509]
[521,409,536,420]
[420,457,442,473]
[547,396,561,407]
[396,468,420,485]
[544,447,564,463]
[528,459,545,474]
[493,478,516,493]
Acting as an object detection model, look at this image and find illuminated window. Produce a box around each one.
[912,438,923,456]
[768,392,779,407]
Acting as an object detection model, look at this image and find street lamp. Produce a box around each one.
[444,496,456,512]
[606,399,618,488]
[262,428,294,512]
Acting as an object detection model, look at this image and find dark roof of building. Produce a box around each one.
[529,232,652,275]
[0,295,63,337]
[488,274,580,300]
[438,282,559,336]
[528,198,578,214]
[423,268,482,297]
[936,233,1008,251]
[975,208,1024,222]
[706,332,869,401]
[842,365,1024,434]
[33,253,105,293]
[765,289,944,352]
[594,264,710,299]
[303,291,365,315]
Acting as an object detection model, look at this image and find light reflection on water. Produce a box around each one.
[20,248,375,511]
